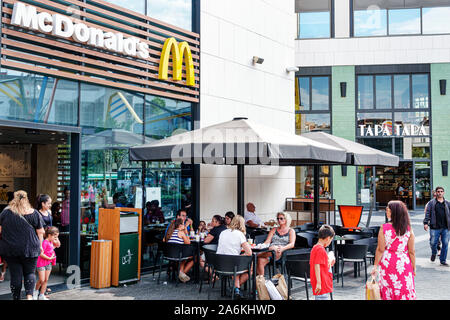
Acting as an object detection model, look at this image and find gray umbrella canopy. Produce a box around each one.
[302,131,399,166]
[129,118,347,165]
[82,129,154,150]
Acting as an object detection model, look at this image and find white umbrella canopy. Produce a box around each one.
[302,131,399,166]
[129,118,348,165]
[129,117,348,217]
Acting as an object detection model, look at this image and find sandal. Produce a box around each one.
[0,272,5,282]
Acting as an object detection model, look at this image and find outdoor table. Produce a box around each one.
[189,239,205,283]
[250,246,276,300]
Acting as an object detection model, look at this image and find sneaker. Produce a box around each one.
[234,288,242,299]
[440,262,449,267]
[38,294,49,300]
[431,254,436,262]
[32,290,39,300]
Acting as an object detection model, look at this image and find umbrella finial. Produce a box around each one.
[232,117,248,121]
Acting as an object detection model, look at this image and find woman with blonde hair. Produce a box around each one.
[0,190,45,300]
[256,212,296,276]
[216,215,252,298]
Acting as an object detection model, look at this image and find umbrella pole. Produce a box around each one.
[237,164,245,216]
[314,165,320,230]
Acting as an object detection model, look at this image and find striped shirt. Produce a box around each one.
[167,230,185,244]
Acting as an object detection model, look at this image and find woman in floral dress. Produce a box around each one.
[371,200,416,300]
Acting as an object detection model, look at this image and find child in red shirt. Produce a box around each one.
[310,225,335,300]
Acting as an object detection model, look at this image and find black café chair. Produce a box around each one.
[296,232,317,248]
[157,242,195,286]
[199,247,217,294]
[338,244,369,287]
[354,237,378,264]
[269,248,311,277]
[254,234,267,245]
[207,253,253,300]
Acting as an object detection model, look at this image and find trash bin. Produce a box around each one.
[90,240,112,289]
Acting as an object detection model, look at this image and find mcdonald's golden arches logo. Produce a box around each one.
[158,37,195,86]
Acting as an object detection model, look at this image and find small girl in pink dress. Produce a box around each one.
[371,200,416,300]
[34,226,59,300]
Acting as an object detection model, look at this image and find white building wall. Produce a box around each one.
[296,33,450,67]
[200,0,297,223]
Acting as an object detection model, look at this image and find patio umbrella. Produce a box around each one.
[302,131,400,228]
[129,118,348,216]
[82,129,154,150]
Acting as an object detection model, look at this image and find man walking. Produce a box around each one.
[424,186,450,266]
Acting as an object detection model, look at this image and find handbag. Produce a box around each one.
[272,273,288,300]
[256,275,270,300]
[365,275,381,300]
[265,279,283,300]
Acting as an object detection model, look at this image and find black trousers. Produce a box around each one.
[3,256,38,300]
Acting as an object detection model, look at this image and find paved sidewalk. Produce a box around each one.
[45,210,450,300]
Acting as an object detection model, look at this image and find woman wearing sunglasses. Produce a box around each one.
[256,212,296,276]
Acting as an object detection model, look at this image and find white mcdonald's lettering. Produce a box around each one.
[11,2,150,59]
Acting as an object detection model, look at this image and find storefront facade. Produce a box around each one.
[295,0,450,211]
[0,0,200,279]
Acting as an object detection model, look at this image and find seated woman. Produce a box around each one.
[197,220,207,234]
[224,211,235,227]
[256,212,296,276]
[164,218,194,283]
[216,216,252,298]
[203,215,227,245]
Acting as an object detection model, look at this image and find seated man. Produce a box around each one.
[244,202,264,228]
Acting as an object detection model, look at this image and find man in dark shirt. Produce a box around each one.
[424,186,450,266]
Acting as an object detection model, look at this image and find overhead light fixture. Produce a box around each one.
[252,56,264,65]
[286,66,299,73]
[440,79,446,95]
[340,82,347,98]
[442,160,448,176]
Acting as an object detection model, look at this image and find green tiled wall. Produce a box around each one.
[431,63,450,191]
[331,66,356,206]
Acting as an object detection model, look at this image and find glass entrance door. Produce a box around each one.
[375,162,413,210]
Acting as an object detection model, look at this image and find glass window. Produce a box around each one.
[412,74,429,109]
[296,113,331,135]
[415,161,431,207]
[422,7,450,34]
[358,76,374,110]
[144,96,192,140]
[395,137,430,159]
[354,9,387,36]
[394,75,410,109]
[103,0,145,14]
[298,77,310,111]
[295,166,331,199]
[357,138,393,154]
[394,112,430,136]
[376,76,391,109]
[299,12,330,39]
[357,113,392,136]
[311,77,329,110]
[388,9,421,35]
[0,68,78,126]
[147,0,192,31]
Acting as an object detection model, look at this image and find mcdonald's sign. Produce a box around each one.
[158,37,195,87]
